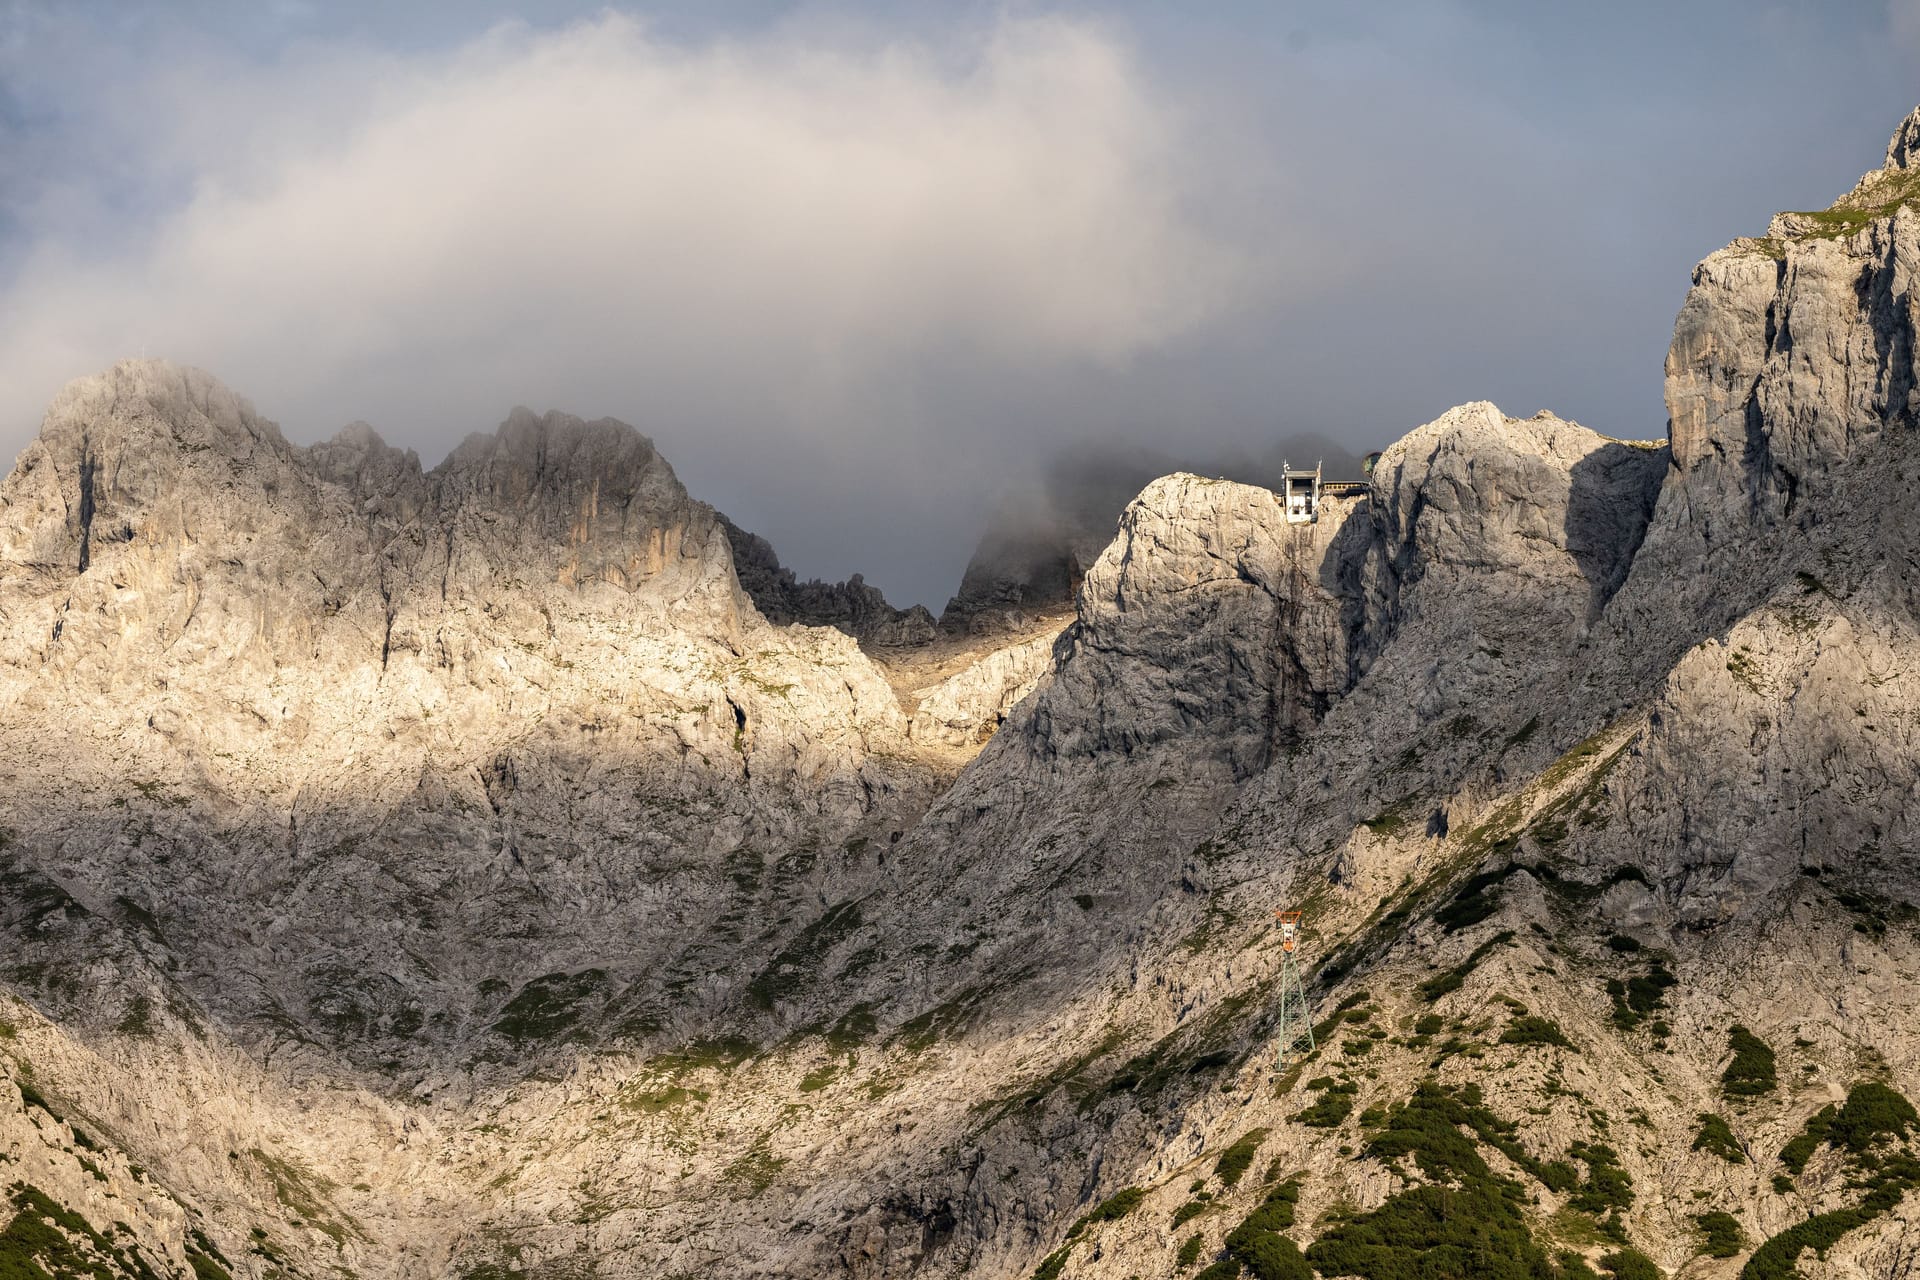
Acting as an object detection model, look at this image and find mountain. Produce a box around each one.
[4,105,1920,1280]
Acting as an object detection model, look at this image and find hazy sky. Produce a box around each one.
[1,2,1914,607]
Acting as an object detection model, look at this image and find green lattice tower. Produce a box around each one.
[1273,910,1315,1067]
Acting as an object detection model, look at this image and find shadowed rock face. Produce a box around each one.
[716,511,936,646]
[6,108,1920,1280]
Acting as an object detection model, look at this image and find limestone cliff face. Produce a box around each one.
[1021,474,1364,779]
[8,108,1920,1280]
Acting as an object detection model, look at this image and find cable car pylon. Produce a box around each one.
[1273,909,1314,1067]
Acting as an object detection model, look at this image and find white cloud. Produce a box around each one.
[0,13,1261,472]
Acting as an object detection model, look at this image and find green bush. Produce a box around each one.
[1030,1244,1071,1280]
[1599,1248,1662,1280]
[1308,1082,1572,1280]
[1177,1234,1206,1268]
[1501,1015,1575,1050]
[1173,1200,1208,1228]
[1413,1014,1444,1036]
[1828,1081,1918,1153]
[1607,964,1676,1030]
[1436,867,1520,932]
[1569,1143,1633,1216]
[1194,1261,1241,1280]
[1293,1080,1357,1128]
[1692,1113,1746,1164]
[1067,1186,1145,1238]
[1557,1251,1602,1280]
[1744,1204,1879,1280]
[1779,1105,1835,1174]
[1226,1227,1310,1280]
[1229,1180,1300,1238]
[1744,1081,1920,1280]
[1418,931,1517,1002]
[1722,1026,1778,1098]
[1695,1211,1742,1258]
[1214,1130,1270,1188]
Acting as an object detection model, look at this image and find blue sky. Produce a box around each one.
[1,1,1914,605]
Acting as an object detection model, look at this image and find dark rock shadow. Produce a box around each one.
[1566,442,1669,622]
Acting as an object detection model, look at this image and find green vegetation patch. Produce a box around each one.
[489,969,607,1046]
[618,1082,708,1115]
[1417,930,1516,1003]
[248,1147,361,1248]
[1306,1081,1597,1280]
[1293,1079,1357,1128]
[745,898,866,1010]
[893,971,1030,1055]
[1362,797,1423,839]
[0,1182,163,1280]
[1696,1211,1743,1259]
[1500,1015,1575,1051]
[1177,1233,1206,1268]
[1530,742,1631,848]
[1568,1142,1634,1224]
[1693,1113,1746,1164]
[1214,1129,1271,1188]
[1030,1243,1072,1280]
[1606,962,1676,1031]
[1223,1178,1307,1279]
[187,1228,233,1280]
[1599,1248,1661,1280]
[1435,866,1523,933]
[1830,887,1920,940]
[824,1003,878,1052]
[12,1081,57,1121]
[1066,1186,1146,1239]
[1747,1081,1920,1279]
[645,1036,757,1076]
[720,1139,786,1199]
[1827,1080,1918,1152]
[1779,166,1920,243]
[1722,1026,1779,1099]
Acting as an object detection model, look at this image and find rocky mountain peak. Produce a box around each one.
[1885,102,1920,170]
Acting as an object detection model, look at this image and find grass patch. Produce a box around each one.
[720,1139,786,1199]
[746,898,867,1010]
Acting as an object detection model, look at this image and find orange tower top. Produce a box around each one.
[1275,909,1303,952]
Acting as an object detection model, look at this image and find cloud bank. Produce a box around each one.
[0,13,1272,601]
